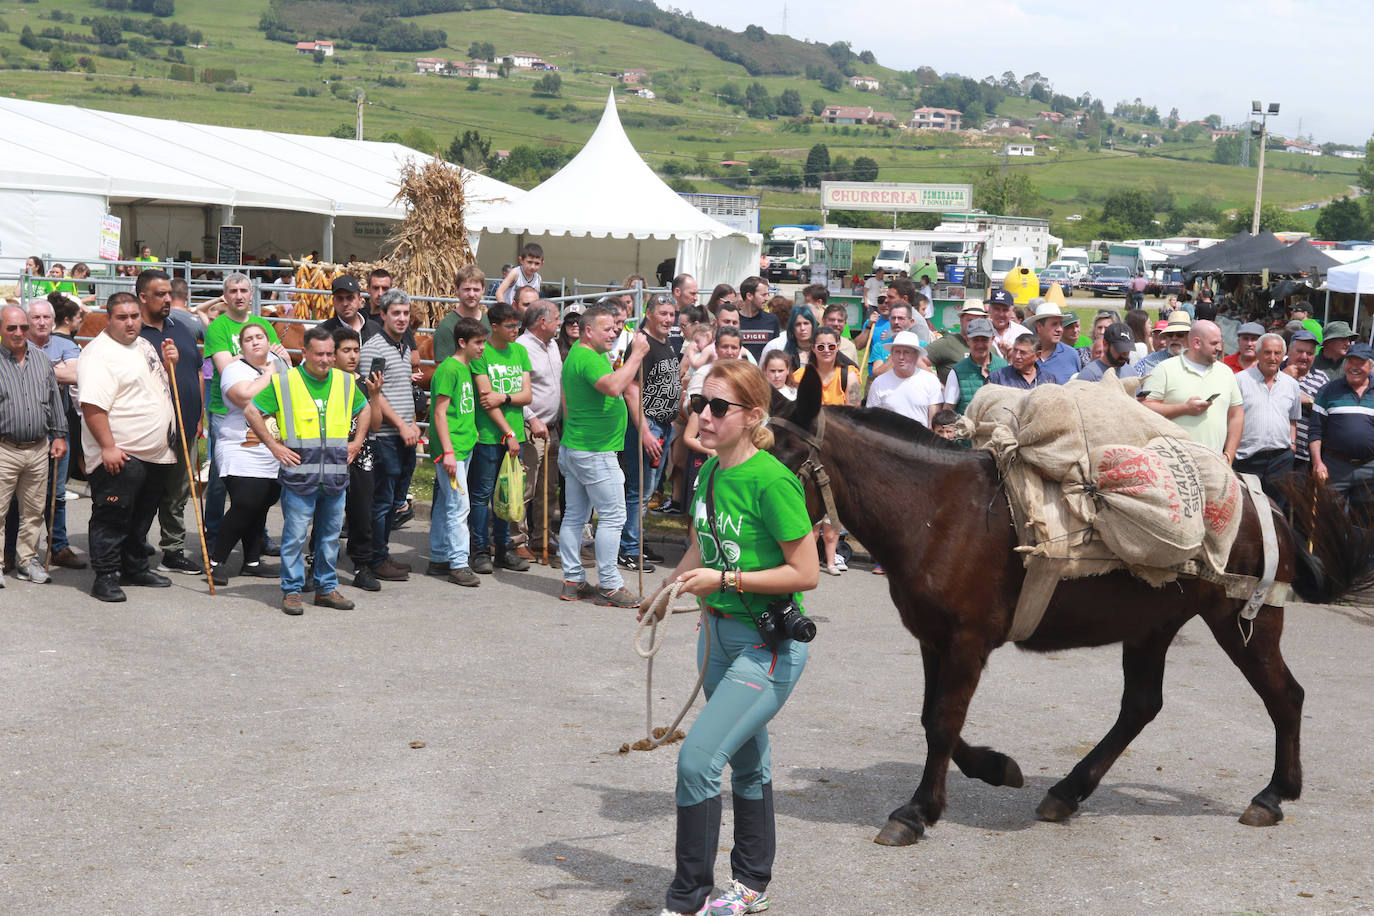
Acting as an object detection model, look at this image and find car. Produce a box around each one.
[1038,267,1074,296]
[1082,264,1132,297]
[1065,214,1083,221]
[1299,203,1320,211]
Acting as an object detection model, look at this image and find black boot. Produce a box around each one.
[665,795,722,915]
[729,783,775,895]
[91,573,126,603]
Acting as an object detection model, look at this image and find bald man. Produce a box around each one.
[1142,319,1244,461]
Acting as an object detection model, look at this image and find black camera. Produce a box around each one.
[755,596,817,651]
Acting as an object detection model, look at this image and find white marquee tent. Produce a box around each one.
[0,97,523,272]
[469,92,761,293]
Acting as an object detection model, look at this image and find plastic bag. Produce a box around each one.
[494,450,526,522]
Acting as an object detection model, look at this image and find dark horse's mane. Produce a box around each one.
[829,405,971,455]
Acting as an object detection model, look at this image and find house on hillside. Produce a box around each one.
[297,41,333,56]
[415,58,444,74]
[848,75,881,91]
[909,107,962,131]
[1285,140,1322,157]
[296,41,315,55]
[1004,143,1035,157]
[1208,128,1238,142]
[820,106,893,126]
[1334,149,1363,159]
[621,68,647,84]
[450,60,496,78]
[630,87,655,100]
[503,52,546,69]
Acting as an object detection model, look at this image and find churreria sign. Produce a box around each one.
[820,181,973,213]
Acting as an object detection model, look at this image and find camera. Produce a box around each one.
[755,596,817,651]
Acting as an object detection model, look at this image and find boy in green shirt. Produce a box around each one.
[428,316,488,587]
[465,301,533,574]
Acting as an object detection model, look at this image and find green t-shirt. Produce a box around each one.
[690,451,813,625]
[472,340,532,445]
[561,342,626,452]
[206,314,282,414]
[428,357,479,461]
[253,367,366,418]
[432,309,492,366]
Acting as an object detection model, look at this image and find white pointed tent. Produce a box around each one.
[470,93,761,292]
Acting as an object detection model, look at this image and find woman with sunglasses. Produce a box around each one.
[704,284,737,318]
[790,326,858,574]
[642,359,818,916]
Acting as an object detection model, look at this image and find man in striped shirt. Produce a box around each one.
[1283,330,1328,473]
[0,306,68,587]
[1310,343,1374,510]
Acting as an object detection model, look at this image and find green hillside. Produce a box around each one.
[0,0,1360,241]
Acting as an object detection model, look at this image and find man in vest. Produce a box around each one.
[244,325,371,616]
[941,318,1008,414]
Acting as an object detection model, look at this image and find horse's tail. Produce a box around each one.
[1284,478,1374,605]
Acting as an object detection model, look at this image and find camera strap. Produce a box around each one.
[703,464,734,572]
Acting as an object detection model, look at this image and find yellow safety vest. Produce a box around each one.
[269,366,355,496]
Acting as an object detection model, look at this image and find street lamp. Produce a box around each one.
[1250,100,1280,234]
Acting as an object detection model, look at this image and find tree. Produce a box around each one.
[90,15,122,45]
[328,123,354,139]
[1204,113,1222,129]
[188,29,203,45]
[971,167,1043,217]
[820,70,842,92]
[448,129,491,171]
[313,49,325,65]
[777,88,802,118]
[1212,134,1243,166]
[168,21,189,46]
[851,156,879,182]
[400,127,439,155]
[744,24,766,41]
[810,98,826,117]
[829,155,852,182]
[825,41,851,67]
[532,73,561,97]
[858,49,876,65]
[1101,189,1155,233]
[743,81,773,118]
[468,40,495,60]
[1315,197,1368,240]
[804,143,830,187]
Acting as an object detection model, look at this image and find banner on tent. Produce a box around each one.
[820,181,972,213]
[98,214,121,260]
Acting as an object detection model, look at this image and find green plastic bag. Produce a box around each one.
[494,450,526,522]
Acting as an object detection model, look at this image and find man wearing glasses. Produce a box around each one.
[1122,311,1191,381]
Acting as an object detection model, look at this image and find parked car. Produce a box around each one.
[1082,264,1132,297]
[1038,267,1075,296]
[1146,268,1184,298]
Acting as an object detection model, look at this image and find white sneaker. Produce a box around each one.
[15,560,50,585]
[833,555,848,572]
[707,879,770,915]
[64,489,81,501]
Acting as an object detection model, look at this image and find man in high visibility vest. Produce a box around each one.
[244,325,371,616]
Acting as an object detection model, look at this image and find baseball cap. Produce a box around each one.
[1323,320,1356,341]
[1237,321,1265,337]
[966,318,995,339]
[1163,311,1192,334]
[1152,320,1169,332]
[1102,322,1135,355]
[1062,311,1081,327]
[890,330,924,352]
[1291,329,1319,344]
[563,302,585,316]
[331,274,360,294]
[987,289,1015,308]
[958,300,987,317]
[1345,342,1374,362]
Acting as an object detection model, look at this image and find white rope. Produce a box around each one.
[633,581,709,749]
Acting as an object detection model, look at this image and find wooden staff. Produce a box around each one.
[167,358,215,596]
[637,354,646,598]
[43,456,57,571]
[541,438,550,567]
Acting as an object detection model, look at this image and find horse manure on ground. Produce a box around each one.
[618,728,686,753]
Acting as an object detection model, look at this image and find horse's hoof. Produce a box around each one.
[1001,757,1025,789]
[1036,793,1077,822]
[1239,801,1283,827]
[873,818,923,846]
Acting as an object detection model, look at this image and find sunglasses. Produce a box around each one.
[5,324,30,332]
[690,393,748,418]
[813,342,837,351]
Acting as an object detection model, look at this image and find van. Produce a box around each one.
[872,239,915,275]
[987,245,1035,285]
[1048,259,1086,281]
[1057,247,1091,274]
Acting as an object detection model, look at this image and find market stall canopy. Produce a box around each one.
[1172,231,1290,277]
[468,92,761,291]
[1327,259,1374,295]
[1264,239,1340,277]
[0,97,523,219]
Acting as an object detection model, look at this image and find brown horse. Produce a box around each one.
[768,368,1371,846]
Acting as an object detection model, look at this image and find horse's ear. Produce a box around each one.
[770,385,791,417]
[793,363,822,429]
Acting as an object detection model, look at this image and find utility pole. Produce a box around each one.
[1250,100,1280,235]
[355,91,364,141]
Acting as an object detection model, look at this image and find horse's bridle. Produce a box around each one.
[769,409,842,528]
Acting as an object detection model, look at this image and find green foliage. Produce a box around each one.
[47,46,76,72]
[777,88,802,118]
[851,156,879,182]
[448,129,491,171]
[1314,198,1369,240]
[743,24,766,41]
[819,69,842,92]
[399,126,438,154]
[168,21,188,45]
[1101,189,1155,233]
[1213,134,1244,166]
[312,49,324,64]
[810,98,825,117]
[328,122,354,139]
[971,167,1043,217]
[90,15,122,45]
[466,78,480,91]
[468,40,495,61]
[200,67,237,84]
[531,73,561,97]
[804,143,830,187]
[167,62,195,81]
[743,81,773,118]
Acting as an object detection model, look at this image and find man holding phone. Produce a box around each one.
[1142,319,1244,461]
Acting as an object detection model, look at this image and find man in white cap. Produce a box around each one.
[1122,310,1191,381]
[865,331,943,427]
[1025,302,1079,384]
[1223,321,1265,373]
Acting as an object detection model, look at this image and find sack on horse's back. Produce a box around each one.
[1089,441,1205,569]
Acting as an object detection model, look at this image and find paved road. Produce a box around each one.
[3,498,1372,914]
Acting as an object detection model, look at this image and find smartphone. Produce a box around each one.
[1206,393,1220,402]
[369,357,387,378]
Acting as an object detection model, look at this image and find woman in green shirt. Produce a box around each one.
[642,360,819,916]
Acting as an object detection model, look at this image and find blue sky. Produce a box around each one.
[668,0,1372,146]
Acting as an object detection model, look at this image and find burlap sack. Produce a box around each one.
[1150,436,1243,573]
[1089,442,1205,569]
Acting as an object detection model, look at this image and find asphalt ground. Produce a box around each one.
[3,496,1373,915]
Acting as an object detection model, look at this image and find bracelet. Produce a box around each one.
[734,570,743,594]
[720,569,728,594]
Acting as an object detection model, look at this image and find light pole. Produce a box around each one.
[1250,100,1280,234]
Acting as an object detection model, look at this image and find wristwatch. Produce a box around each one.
[504,393,512,406]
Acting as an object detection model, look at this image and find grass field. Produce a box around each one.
[0,0,1360,237]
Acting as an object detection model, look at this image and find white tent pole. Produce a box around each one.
[1324,289,1330,325]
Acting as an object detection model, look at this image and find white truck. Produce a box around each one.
[764,226,853,284]
[870,239,938,283]
[937,212,1055,285]
[987,245,1036,285]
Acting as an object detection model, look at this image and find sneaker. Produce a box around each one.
[595,586,642,608]
[653,499,684,515]
[314,590,355,610]
[239,560,275,578]
[560,580,599,602]
[642,544,665,564]
[647,491,664,510]
[833,555,848,572]
[824,564,842,577]
[123,569,172,588]
[425,560,451,578]
[872,564,886,576]
[159,550,203,575]
[263,538,281,557]
[617,553,655,573]
[92,573,126,603]
[282,592,304,616]
[448,566,481,587]
[496,551,530,572]
[14,560,50,585]
[393,502,414,528]
[351,567,382,592]
[707,879,770,915]
[209,562,229,587]
[470,552,494,575]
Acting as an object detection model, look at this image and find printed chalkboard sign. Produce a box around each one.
[217,225,244,266]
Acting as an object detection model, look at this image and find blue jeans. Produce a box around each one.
[557,447,626,589]
[467,442,515,555]
[369,434,416,567]
[204,411,227,543]
[50,449,70,553]
[430,456,472,568]
[281,486,345,595]
[620,417,674,555]
[676,611,808,807]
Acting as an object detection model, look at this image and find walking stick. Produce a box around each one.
[541,437,550,566]
[637,355,646,598]
[167,359,215,595]
[43,455,57,571]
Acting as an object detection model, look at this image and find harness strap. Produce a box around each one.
[770,411,843,526]
[1239,473,1280,622]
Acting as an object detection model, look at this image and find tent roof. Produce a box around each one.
[470,92,753,242]
[0,97,523,219]
[1265,239,1341,276]
[1327,259,1374,295]
[1171,231,1286,274]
